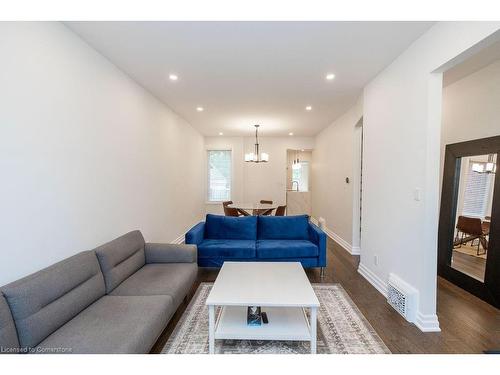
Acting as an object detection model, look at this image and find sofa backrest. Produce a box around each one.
[94,230,146,293]
[205,214,257,240]
[0,293,19,353]
[2,251,105,349]
[257,215,310,240]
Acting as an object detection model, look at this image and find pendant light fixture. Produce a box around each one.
[245,125,269,163]
[472,154,497,174]
[486,153,497,173]
[292,149,302,170]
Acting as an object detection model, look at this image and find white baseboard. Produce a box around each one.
[358,263,441,332]
[310,217,358,256]
[350,246,361,256]
[324,227,353,254]
[414,312,441,332]
[357,262,388,297]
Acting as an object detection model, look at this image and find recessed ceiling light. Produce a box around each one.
[305,106,312,111]
[325,73,335,81]
[196,107,204,112]
[301,149,305,152]
[168,74,178,81]
[289,132,294,136]
[219,132,224,136]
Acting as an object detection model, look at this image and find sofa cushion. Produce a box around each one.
[110,263,198,308]
[95,230,146,293]
[204,214,257,240]
[0,293,19,352]
[35,295,172,354]
[257,215,310,240]
[145,243,197,264]
[2,251,105,349]
[198,239,256,259]
[256,240,319,258]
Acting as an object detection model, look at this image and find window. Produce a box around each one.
[207,150,231,202]
[292,161,309,192]
[462,161,494,218]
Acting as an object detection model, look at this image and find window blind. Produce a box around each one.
[207,150,231,202]
[462,163,493,218]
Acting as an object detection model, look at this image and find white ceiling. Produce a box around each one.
[66,21,434,137]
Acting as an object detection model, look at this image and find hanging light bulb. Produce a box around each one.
[292,149,302,169]
[485,154,496,173]
[472,163,484,173]
[472,154,496,174]
[244,125,269,163]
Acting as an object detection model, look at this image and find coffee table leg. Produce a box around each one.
[208,305,215,354]
[310,306,317,354]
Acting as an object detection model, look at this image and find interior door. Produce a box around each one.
[438,136,500,308]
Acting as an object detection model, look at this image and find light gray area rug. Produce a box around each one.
[162,283,390,354]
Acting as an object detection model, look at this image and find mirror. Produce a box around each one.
[451,154,496,282]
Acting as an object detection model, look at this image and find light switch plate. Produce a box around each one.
[414,188,421,201]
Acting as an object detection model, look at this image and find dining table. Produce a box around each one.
[227,202,277,216]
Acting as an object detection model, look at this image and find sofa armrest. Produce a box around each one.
[145,243,197,264]
[308,222,327,267]
[185,222,205,245]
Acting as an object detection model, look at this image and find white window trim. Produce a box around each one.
[205,146,234,205]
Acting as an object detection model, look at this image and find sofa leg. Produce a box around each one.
[320,267,325,279]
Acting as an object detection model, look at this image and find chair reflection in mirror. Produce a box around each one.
[454,215,489,255]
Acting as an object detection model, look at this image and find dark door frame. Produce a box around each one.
[438,135,500,308]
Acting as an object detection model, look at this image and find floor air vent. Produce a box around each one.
[387,273,417,323]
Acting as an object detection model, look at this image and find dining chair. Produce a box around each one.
[237,209,251,216]
[275,205,286,216]
[257,200,274,216]
[224,206,240,217]
[222,201,239,217]
[454,215,488,255]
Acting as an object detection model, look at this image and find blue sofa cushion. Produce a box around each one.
[198,239,256,259]
[204,214,257,240]
[257,215,310,240]
[256,240,319,258]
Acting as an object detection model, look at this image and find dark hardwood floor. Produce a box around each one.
[151,238,500,354]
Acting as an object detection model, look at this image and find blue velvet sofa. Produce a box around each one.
[185,214,326,273]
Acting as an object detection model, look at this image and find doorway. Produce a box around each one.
[352,118,363,255]
[286,149,312,216]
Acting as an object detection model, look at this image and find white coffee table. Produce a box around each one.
[206,262,320,354]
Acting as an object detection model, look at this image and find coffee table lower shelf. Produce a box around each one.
[209,305,317,353]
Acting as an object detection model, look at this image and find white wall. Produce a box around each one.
[0,22,205,286]
[442,59,500,223]
[442,59,500,147]
[360,22,500,332]
[311,97,363,253]
[204,136,314,214]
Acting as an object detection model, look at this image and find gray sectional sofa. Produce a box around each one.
[0,230,198,354]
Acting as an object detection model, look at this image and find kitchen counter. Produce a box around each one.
[286,191,311,216]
